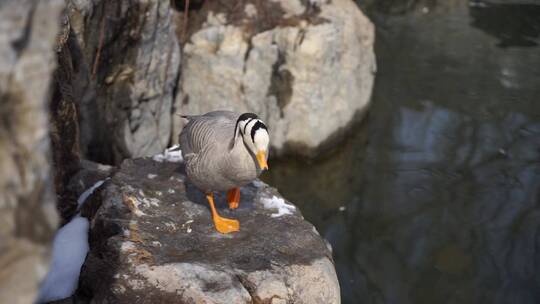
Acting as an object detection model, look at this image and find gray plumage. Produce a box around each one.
[179,111,261,192]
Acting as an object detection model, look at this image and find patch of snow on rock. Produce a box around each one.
[152,145,183,163]
[35,216,89,303]
[251,179,265,188]
[37,178,108,302]
[77,178,109,208]
[261,196,296,218]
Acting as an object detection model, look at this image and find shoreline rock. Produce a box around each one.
[78,157,340,303]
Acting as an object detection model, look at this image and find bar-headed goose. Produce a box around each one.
[179,111,269,233]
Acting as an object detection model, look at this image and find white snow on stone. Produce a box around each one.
[77,178,109,208]
[152,145,183,163]
[36,178,108,303]
[147,173,157,179]
[251,179,265,188]
[35,216,89,303]
[261,196,296,218]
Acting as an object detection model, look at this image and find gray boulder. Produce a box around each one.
[0,0,64,302]
[173,0,376,157]
[78,157,340,303]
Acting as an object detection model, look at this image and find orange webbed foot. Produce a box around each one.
[213,214,240,234]
[206,192,239,234]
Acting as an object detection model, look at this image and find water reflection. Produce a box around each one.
[470,0,540,47]
[264,0,540,303]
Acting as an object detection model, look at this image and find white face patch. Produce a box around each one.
[253,129,269,153]
[238,118,269,155]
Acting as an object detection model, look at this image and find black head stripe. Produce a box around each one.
[235,113,258,136]
[251,121,268,142]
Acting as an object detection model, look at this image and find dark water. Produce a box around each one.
[263,1,540,303]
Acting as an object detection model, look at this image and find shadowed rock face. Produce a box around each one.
[469,1,540,48]
[78,158,339,303]
[57,0,181,164]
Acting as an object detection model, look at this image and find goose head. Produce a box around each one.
[232,113,269,170]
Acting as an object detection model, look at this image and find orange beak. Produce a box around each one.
[256,150,268,170]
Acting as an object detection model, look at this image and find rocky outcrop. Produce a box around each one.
[53,0,375,163]
[173,0,376,157]
[0,0,64,302]
[57,0,181,164]
[77,157,339,303]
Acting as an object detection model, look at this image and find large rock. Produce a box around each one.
[0,0,64,302]
[173,0,376,157]
[58,0,181,164]
[78,158,339,303]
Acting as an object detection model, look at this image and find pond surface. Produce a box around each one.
[263,1,540,303]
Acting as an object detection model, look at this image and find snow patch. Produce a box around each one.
[36,216,89,303]
[147,174,157,179]
[77,178,109,208]
[152,145,183,162]
[261,196,296,218]
[251,179,265,188]
[37,178,108,303]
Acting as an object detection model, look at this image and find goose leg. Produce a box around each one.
[227,187,240,209]
[206,192,239,233]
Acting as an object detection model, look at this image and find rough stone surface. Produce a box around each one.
[173,0,376,157]
[0,0,64,302]
[78,158,340,303]
[59,0,181,164]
